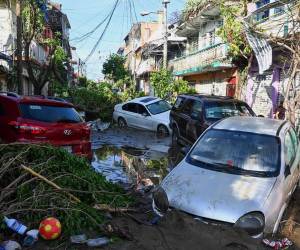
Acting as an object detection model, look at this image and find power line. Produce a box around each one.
[70,1,118,43]
[84,0,120,63]
[130,0,139,23]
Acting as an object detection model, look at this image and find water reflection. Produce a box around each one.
[92,145,184,187]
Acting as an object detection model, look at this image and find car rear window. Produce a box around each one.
[204,102,254,120]
[19,104,82,123]
[187,129,280,178]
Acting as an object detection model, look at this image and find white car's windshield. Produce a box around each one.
[187,129,280,177]
[147,100,171,115]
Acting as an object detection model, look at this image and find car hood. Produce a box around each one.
[152,110,170,123]
[161,161,276,223]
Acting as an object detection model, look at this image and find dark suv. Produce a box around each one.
[170,95,256,144]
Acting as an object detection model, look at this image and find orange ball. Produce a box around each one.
[39,217,62,240]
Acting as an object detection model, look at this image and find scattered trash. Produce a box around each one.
[23,229,39,247]
[136,178,154,193]
[86,237,110,247]
[39,217,61,240]
[262,238,293,249]
[88,119,110,132]
[3,217,27,235]
[70,234,88,244]
[2,241,21,250]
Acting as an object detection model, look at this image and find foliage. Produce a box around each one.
[21,0,69,94]
[69,82,121,121]
[184,0,216,19]
[150,69,195,101]
[216,2,252,61]
[115,77,145,102]
[0,144,132,235]
[102,54,129,82]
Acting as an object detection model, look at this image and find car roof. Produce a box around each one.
[131,96,160,105]
[178,94,239,102]
[0,93,73,107]
[213,117,287,136]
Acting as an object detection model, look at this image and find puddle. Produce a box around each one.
[92,128,184,187]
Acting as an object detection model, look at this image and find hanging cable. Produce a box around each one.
[70,1,118,43]
[84,0,120,63]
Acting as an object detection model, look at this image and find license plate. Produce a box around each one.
[61,146,72,153]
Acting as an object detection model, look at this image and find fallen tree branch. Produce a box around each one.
[21,165,81,203]
[94,204,137,213]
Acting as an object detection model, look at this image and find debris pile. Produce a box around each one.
[0,144,131,238]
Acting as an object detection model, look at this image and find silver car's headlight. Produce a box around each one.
[152,187,169,215]
[234,212,265,237]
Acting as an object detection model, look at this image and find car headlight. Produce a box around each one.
[152,187,169,215]
[234,212,265,237]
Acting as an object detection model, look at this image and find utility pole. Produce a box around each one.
[162,0,170,69]
[16,0,23,94]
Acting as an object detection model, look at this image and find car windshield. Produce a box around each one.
[147,100,171,115]
[187,129,280,177]
[20,104,82,123]
[205,102,254,120]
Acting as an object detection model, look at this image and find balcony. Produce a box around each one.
[169,43,232,76]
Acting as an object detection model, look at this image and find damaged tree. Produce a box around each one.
[0,144,132,234]
[22,0,68,95]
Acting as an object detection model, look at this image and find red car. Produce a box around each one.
[0,92,92,160]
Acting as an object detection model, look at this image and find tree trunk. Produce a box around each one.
[33,85,43,95]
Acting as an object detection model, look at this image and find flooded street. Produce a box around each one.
[91,127,184,187]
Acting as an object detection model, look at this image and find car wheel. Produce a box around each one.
[118,117,127,128]
[157,125,169,137]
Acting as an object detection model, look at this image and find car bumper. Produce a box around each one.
[17,139,92,161]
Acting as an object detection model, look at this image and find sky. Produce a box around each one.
[58,0,186,80]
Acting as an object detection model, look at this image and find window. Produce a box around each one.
[187,129,280,177]
[174,97,185,109]
[146,100,171,115]
[123,103,137,113]
[204,102,254,120]
[137,104,149,115]
[0,104,4,116]
[289,128,299,152]
[191,101,202,119]
[284,131,296,166]
[182,99,194,115]
[19,104,82,123]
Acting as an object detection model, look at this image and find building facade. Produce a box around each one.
[121,13,185,95]
[242,0,300,123]
[169,4,237,97]
[0,0,73,95]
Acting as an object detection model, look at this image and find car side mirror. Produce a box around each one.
[285,164,291,177]
[181,146,191,155]
[142,112,149,117]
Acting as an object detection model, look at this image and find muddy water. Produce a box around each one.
[91,127,184,187]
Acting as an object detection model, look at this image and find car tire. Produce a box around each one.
[157,125,169,137]
[118,117,127,128]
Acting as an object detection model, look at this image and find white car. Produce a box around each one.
[113,97,172,135]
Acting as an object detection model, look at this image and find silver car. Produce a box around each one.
[113,97,172,135]
[153,117,300,237]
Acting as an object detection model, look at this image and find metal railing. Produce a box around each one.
[169,43,229,74]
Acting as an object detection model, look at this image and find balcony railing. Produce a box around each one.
[169,43,230,76]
